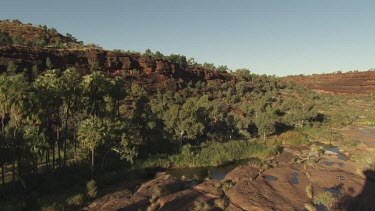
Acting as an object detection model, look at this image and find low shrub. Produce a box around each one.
[221,180,234,193]
[86,180,97,198]
[194,201,211,210]
[313,191,337,210]
[170,140,278,167]
[137,140,278,169]
[214,197,229,209]
[66,193,84,207]
[278,131,306,146]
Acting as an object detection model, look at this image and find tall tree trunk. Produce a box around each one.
[263,131,266,142]
[11,161,15,186]
[63,105,70,167]
[117,99,120,119]
[34,154,38,187]
[52,143,55,169]
[45,151,48,168]
[57,129,61,168]
[91,148,94,178]
[12,127,17,186]
[73,122,77,158]
[63,138,67,167]
[1,119,4,186]
[17,143,21,178]
[1,163,4,185]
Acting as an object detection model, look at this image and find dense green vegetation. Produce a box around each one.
[0,48,329,209]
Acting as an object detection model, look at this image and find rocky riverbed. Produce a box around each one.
[85,125,375,211]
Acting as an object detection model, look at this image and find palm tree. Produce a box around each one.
[60,68,82,166]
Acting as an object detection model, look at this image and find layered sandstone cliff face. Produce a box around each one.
[0,46,138,73]
[285,71,375,95]
[0,46,233,92]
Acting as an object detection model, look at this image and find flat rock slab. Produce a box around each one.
[224,165,260,183]
[157,188,217,211]
[227,179,307,211]
[226,163,311,211]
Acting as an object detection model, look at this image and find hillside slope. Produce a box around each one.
[0,19,83,48]
[285,71,375,95]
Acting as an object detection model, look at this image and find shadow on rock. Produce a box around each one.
[339,170,375,211]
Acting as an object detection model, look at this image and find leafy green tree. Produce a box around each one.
[1,72,30,184]
[34,69,63,168]
[60,68,82,165]
[0,31,13,45]
[105,121,138,164]
[81,71,109,118]
[282,94,317,128]
[163,97,206,146]
[77,117,104,176]
[46,57,53,69]
[32,64,39,78]
[234,68,252,81]
[154,51,164,60]
[7,61,18,75]
[23,125,47,184]
[12,34,23,45]
[251,94,278,141]
[255,105,277,141]
[108,76,126,118]
[90,61,99,71]
[143,49,153,58]
[216,65,229,72]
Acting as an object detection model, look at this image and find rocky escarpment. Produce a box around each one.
[284,71,375,96]
[0,46,234,92]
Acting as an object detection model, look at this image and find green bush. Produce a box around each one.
[194,201,211,210]
[86,180,97,198]
[41,202,68,211]
[170,140,278,167]
[278,131,306,146]
[313,191,337,210]
[66,194,84,207]
[136,140,277,169]
[221,180,235,192]
[214,197,229,209]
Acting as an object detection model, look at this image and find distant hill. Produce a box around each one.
[284,71,375,96]
[0,19,97,48]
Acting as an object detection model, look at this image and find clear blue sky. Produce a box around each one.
[1,0,375,76]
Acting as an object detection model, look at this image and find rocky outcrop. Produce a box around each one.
[97,173,225,211]
[0,46,234,92]
[0,46,138,73]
